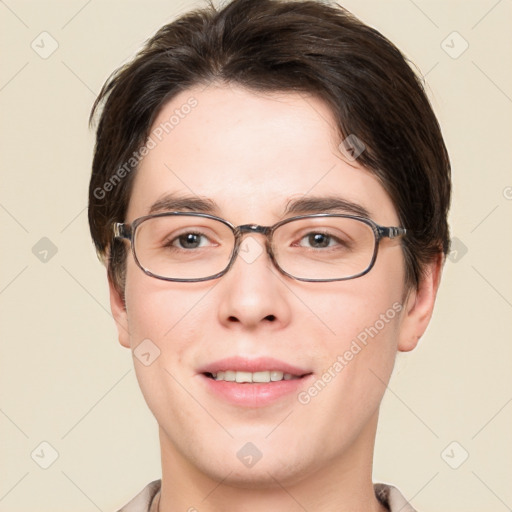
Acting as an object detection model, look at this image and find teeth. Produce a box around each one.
[236,371,252,383]
[253,371,271,383]
[224,370,236,381]
[270,371,283,381]
[212,370,299,382]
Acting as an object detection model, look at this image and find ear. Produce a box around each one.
[398,253,444,352]
[108,274,131,349]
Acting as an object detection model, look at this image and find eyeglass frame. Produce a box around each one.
[113,211,407,283]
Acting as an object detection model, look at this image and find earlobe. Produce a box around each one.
[397,253,444,352]
[108,274,131,349]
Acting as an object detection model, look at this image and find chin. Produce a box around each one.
[185,433,324,489]
[201,459,311,490]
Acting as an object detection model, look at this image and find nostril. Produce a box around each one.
[226,314,276,323]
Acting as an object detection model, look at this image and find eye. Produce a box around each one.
[297,231,346,249]
[166,231,211,250]
[303,232,333,248]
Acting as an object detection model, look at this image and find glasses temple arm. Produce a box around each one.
[377,226,407,239]
[113,222,132,240]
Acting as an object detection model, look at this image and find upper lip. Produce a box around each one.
[198,356,311,377]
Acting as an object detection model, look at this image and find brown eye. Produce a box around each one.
[174,232,204,249]
[307,233,331,248]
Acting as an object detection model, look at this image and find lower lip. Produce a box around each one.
[199,374,312,407]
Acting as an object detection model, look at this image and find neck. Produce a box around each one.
[157,412,386,512]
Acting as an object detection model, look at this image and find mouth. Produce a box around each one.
[198,357,313,407]
[204,370,303,382]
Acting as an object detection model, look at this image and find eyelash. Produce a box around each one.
[162,230,349,251]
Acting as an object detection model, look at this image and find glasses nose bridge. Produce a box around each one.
[236,223,272,236]
[233,223,273,254]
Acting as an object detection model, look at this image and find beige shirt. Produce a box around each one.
[117,480,417,511]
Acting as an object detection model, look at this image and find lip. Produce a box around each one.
[197,356,313,408]
[197,356,310,376]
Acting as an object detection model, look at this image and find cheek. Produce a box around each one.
[310,264,403,352]
[123,283,209,438]
[317,294,401,387]
[121,258,229,393]
[124,257,208,343]
[299,269,404,411]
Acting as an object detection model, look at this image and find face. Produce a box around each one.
[111,84,436,487]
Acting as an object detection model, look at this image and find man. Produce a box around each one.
[88,0,451,510]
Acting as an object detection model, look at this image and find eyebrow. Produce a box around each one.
[283,195,370,218]
[148,193,370,219]
[149,193,221,215]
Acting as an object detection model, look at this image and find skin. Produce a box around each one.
[109,83,442,512]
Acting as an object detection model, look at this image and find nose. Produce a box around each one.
[216,232,292,330]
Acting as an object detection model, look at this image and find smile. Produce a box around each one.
[198,357,312,407]
[206,370,302,382]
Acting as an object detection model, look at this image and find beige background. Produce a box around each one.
[1,0,511,510]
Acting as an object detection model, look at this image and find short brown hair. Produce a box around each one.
[89,0,451,296]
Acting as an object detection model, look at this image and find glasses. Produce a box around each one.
[113,212,407,282]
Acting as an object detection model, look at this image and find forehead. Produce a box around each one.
[127,84,397,225]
